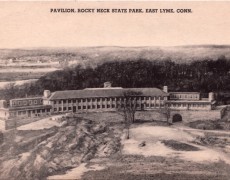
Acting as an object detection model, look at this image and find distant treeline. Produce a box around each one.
[1,56,230,103]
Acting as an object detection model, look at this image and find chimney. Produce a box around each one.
[43,90,51,98]
[163,86,168,93]
[209,92,215,102]
[0,100,7,108]
[104,82,112,88]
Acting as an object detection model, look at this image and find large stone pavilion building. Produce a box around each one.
[0,82,217,129]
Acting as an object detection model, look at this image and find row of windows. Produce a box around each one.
[12,99,43,106]
[53,102,165,112]
[170,94,199,99]
[16,109,50,115]
[53,97,166,105]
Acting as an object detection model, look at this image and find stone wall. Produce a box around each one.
[134,109,222,123]
[135,110,167,121]
[170,110,222,123]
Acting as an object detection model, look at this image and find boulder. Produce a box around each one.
[68,143,78,150]
[59,121,68,127]
[139,141,146,147]
[53,157,61,165]
[40,149,51,159]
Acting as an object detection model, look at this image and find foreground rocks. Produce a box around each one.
[0,117,123,180]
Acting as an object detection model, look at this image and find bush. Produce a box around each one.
[0,131,3,144]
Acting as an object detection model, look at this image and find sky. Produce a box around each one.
[0,2,230,49]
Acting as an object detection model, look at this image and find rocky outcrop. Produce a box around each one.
[0,117,123,180]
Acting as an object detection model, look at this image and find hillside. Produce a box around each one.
[1,45,230,64]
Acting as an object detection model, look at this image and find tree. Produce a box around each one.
[160,105,171,125]
[117,90,142,139]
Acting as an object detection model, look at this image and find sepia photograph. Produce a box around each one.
[0,1,230,179]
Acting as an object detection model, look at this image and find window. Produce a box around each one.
[47,109,50,112]
[42,109,45,113]
[112,104,115,108]
[83,99,86,102]
[68,100,71,103]
[107,105,110,108]
[102,105,105,108]
[97,105,100,109]
[34,100,37,104]
[54,101,56,104]
[37,109,41,113]
[54,108,57,112]
[29,100,32,105]
[78,106,81,110]
[63,100,66,104]
[63,107,67,111]
[92,105,96,109]
[59,101,62,104]
[87,106,91,109]
[58,107,62,111]
[83,106,86,109]
[68,107,72,111]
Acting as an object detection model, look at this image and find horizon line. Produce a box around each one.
[1,44,230,50]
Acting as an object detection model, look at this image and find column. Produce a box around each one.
[90,98,93,109]
[95,98,98,109]
[100,98,103,109]
[115,97,118,108]
[110,98,112,109]
[159,97,161,108]
[148,97,151,108]
[81,99,83,110]
[105,98,108,109]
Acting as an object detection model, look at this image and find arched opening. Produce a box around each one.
[172,114,182,123]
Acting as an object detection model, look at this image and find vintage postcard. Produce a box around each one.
[0,1,230,180]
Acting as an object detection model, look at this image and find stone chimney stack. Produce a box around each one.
[43,90,51,98]
[104,82,112,88]
[209,92,215,102]
[163,86,168,93]
[0,100,7,108]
